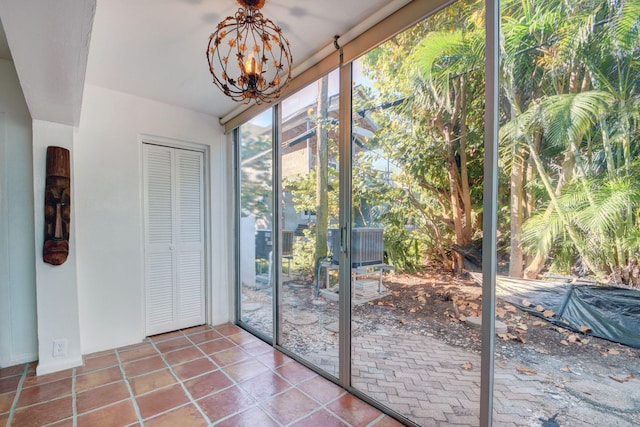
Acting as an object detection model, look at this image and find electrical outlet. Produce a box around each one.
[53,339,68,358]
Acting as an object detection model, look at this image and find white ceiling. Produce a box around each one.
[1,0,409,123]
[0,0,94,125]
[86,0,408,119]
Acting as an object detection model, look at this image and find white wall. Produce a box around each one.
[76,84,230,354]
[0,58,38,368]
[32,120,82,375]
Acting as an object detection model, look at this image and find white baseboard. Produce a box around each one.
[36,356,83,375]
[0,353,38,369]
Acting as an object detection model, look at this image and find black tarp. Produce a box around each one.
[495,276,640,348]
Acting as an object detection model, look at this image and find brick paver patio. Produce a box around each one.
[349,329,640,426]
[247,283,640,426]
[307,327,640,426]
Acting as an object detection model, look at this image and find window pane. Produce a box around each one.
[496,0,640,424]
[238,109,274,338]
[350,2,483,424]
[279,69,341,378]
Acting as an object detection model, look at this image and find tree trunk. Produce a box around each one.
[445,130,464,272]
[315,75,329,261]
[524,134,540,267]
[505,71,525,278]
[458,75,473,245]
[509,148,525,277]
[524,151,574,279]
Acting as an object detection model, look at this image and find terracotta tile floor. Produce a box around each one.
[0,324,404,427]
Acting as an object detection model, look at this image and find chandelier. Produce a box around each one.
[206,0,293,104]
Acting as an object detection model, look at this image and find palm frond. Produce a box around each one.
[521,204,564,255]
[534,91,614,147]
[573,178,640,234]
[610,0,640,53]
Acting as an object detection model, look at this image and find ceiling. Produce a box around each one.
[1,0,410,124]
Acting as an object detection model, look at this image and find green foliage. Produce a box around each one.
[522,175,640,273]
[291,229,317,276]
[499,0,640,280]
[285,167,339,224]
[282,0,640,279]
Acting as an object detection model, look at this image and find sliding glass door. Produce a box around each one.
[348,4,484,422]
[232,0,640,424]
[278,69,342,378]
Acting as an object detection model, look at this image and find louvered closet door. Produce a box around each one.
[143,144,205,336]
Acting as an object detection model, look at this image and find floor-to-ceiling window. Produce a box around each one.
[494,0,640,425]
[237,109,274,339]
[232,0,640,425]
[278,69,342,378]
[346,3,487,423]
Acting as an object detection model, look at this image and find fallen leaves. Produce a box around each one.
[566,333,580,343]
[504,305,517,313]
[609,373,636,383]
[516,365,538,375]
[467,302,480,311]
[498,332,526,343]
[542,309,556,318]
[526,302,557,318]
[461,362,473,370]
[600,347,622,357]
[498,332,519,341]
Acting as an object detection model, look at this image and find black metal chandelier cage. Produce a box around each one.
[207,0,293,104]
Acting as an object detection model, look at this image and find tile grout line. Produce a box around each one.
[186,328,275,425]
[281,381,354,427]
[5,362,30,426]
[148,332,214,425]
[115,348,146,426]
[213,331,346,426]
[211,331,289,425]
[195,329,285,427]
[191,327,290,426]
[366,413,388,426]
[72,367,78,427]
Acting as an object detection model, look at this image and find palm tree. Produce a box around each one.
[501,0,640,280]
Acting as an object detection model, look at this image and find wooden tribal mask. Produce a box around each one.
[43,146,71,265]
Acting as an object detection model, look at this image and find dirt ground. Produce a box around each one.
[352,269,640,378]
[247,267,639,381]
